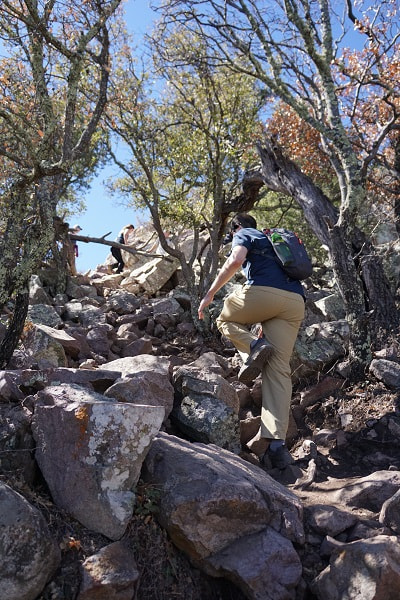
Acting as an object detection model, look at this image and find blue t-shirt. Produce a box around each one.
[232,228,304,297]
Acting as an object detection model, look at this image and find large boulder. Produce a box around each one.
[0,482,60,600]
[104,371,174,423]
[143,433,304,599]
[32,384,165,539]
[121,257,179,296]
[291,320,349,382]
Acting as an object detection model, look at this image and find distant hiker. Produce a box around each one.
[67,224,82,276]
[198,213,305,469]
[111,224,135,273]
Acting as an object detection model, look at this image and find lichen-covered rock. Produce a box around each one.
[172,366,240,452]
[32,384,165,539]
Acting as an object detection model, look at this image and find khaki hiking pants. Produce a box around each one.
[216,285,305,440]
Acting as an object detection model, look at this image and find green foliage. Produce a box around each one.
[134,482,161,518]
[105,28,266,298]
[0,0,124,367]
[108,29,262,216]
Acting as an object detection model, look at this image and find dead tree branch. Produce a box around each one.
[69,233,174,261]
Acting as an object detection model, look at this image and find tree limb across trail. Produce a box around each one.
[69,232,174,262]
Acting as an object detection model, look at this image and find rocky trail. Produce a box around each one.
[1,228,400,600]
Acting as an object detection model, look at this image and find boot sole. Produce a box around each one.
[238,345,274,384]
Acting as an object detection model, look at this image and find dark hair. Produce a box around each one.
[230,213,257,231]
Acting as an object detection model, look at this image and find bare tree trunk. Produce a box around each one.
[394,137,400,237]
[0,180,60,365]
[256,140,399,372]
[221,170,265,232]
[0,291,29,368]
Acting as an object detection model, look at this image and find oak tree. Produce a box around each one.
[158,0,400,373]
[105,30,265,324]
[0,0,122,366]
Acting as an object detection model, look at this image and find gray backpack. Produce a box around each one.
[252,228,313,281]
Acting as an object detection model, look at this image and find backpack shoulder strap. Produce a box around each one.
[247,230,273,256]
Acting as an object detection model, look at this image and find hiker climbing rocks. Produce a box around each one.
[111,224,135,273]
[198,213,305,469]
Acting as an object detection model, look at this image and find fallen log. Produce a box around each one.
[68,232,173,261]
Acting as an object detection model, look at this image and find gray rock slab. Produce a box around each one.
[32,324,81,358]
[104,371,174,422]
[173,394,241,452]
[314,294,346,321]
[26,327,68,369]
[330,470,400,513]
[173,366,239,412]
[101,355,171,378]
[18,367,122,393]
[28,303,63,328]
[305,504,358,537]
[188,351,232,377]
[172,366,240,451]
[122,257,179,296]
[370,358,400,389]
[103,290,141,315]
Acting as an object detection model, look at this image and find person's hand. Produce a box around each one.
[198,291,214,320]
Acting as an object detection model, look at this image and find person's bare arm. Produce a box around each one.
[198,245,248,319]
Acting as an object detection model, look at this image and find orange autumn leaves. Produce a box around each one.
[265,104,334,185]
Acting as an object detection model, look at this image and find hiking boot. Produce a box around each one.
[260,445,294,470]
[238,338,274,384]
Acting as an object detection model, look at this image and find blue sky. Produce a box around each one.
[72,0,155,272]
